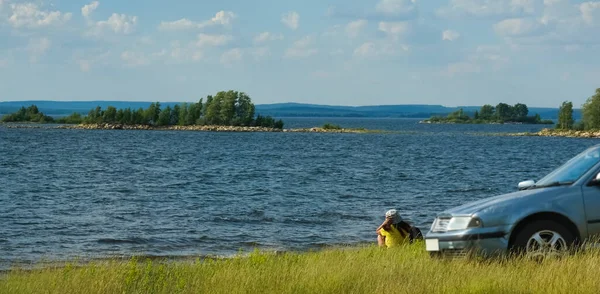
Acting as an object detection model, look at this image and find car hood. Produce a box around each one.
[441,187,565,217]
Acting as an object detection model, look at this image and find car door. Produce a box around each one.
[582,181,600,240]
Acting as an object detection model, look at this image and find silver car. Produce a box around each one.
[425,144,600,259]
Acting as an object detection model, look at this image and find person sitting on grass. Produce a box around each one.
[376,209,422,248]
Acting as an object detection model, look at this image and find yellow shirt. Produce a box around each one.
[379,224,408,248]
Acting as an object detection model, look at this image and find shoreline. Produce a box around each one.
[419,120,553,125]
[506,128,600,139]
[1,123,387,134]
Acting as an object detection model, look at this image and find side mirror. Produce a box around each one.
[589,173,600,186]
[518,180,535,190]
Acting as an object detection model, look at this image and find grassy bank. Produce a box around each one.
[2,244,600,293]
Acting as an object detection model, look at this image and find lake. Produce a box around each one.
[0,118,597,270]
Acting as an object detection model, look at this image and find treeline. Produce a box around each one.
[428,103,553,124]
[1,90,284,129]
[557,88,600,131]
[0,105,55,123]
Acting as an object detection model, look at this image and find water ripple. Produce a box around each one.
[0,119,597,269]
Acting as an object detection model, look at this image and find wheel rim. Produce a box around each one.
[525,230,568,259]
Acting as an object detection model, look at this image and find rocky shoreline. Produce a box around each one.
[2,123,380,134]
[508,128,600,138]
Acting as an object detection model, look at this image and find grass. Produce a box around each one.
[2,243,600,293]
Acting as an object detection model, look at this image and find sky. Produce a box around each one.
[0,0,599,107]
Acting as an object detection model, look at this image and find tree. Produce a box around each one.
[447,108,469,121]
[186,104,197,125]
[495,103,511,120]
[513,103,529,118]
[157,106,172,126]
[205,94,222,125]
[203,95,213,117]
[171,104,180,126]
[582,88,600,130]
[474,110,479,120]
[236,92,255,126]
[133,108,145,125]
[479,105,494,119]
[274,119,284,129]
[123,108,132,124]
[194,99,203,123]
[220,91,237,125]
[557,101,574,130]
[178,103,188,126]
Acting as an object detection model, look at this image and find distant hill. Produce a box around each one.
[0,100,581,120]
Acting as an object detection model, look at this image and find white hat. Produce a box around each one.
[385,209,402,223]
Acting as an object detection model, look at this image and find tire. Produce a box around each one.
[509,220,575,260]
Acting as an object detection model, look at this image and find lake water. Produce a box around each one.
[0,118,598,270]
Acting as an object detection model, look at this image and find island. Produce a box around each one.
[0,91,385,134]
[1,90,284,129]
[421,103,554,125]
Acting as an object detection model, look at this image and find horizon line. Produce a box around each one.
[0,100,567,109]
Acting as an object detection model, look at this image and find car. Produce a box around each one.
[424,144,600,259]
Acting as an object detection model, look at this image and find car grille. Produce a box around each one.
[432,218,450,232]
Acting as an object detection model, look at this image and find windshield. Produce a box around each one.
[534,146,600,187]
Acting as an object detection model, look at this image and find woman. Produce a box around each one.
[376,209,413,248]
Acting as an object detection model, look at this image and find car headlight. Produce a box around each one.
[446,216,483,231]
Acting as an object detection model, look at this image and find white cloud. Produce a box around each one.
[445,62,481,77]
[87,13,138,36]
[378,21,411,40]
[540,0,578,25]
[353,42,376,57]
[78,60,92,72]
[163,41,204,63]
[543,0,562,5]
[120,50,168,67]
[375,0,417,15]
[346,19,367,38]
[443,45,509,76]
[253,32,283,44]
[284,35,317,58]
[251,47,271,60]
[121,51,149,67]
[82,1,99,19]
[442,29,460,41]
[73,50,111,72]
[211,11,236,25]
[312,70,339,79]
[510,0,537,14]
[330,49,345,56]
[196,34,232,47]
[27,37,51,63]
[437,0,538,18]
[353,41,408,58]
[220,48,243,65]
[581,2,600,25]
[281,11,299,30]
[159,18,195,30]
[159,10,236,31]
[564,44,581,52]
[494,18,543,36]
[8,3,72,28]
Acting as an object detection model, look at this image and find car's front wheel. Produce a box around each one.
[510,220,575,260]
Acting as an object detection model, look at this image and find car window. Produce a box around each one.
[535,146,600,186]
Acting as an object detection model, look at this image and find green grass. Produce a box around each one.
[2,243,600,293]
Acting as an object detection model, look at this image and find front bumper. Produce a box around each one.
[424,226,511,258]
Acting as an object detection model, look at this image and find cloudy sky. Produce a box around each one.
[0,0,599,107]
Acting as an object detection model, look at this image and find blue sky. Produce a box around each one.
[0,0,599,107]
